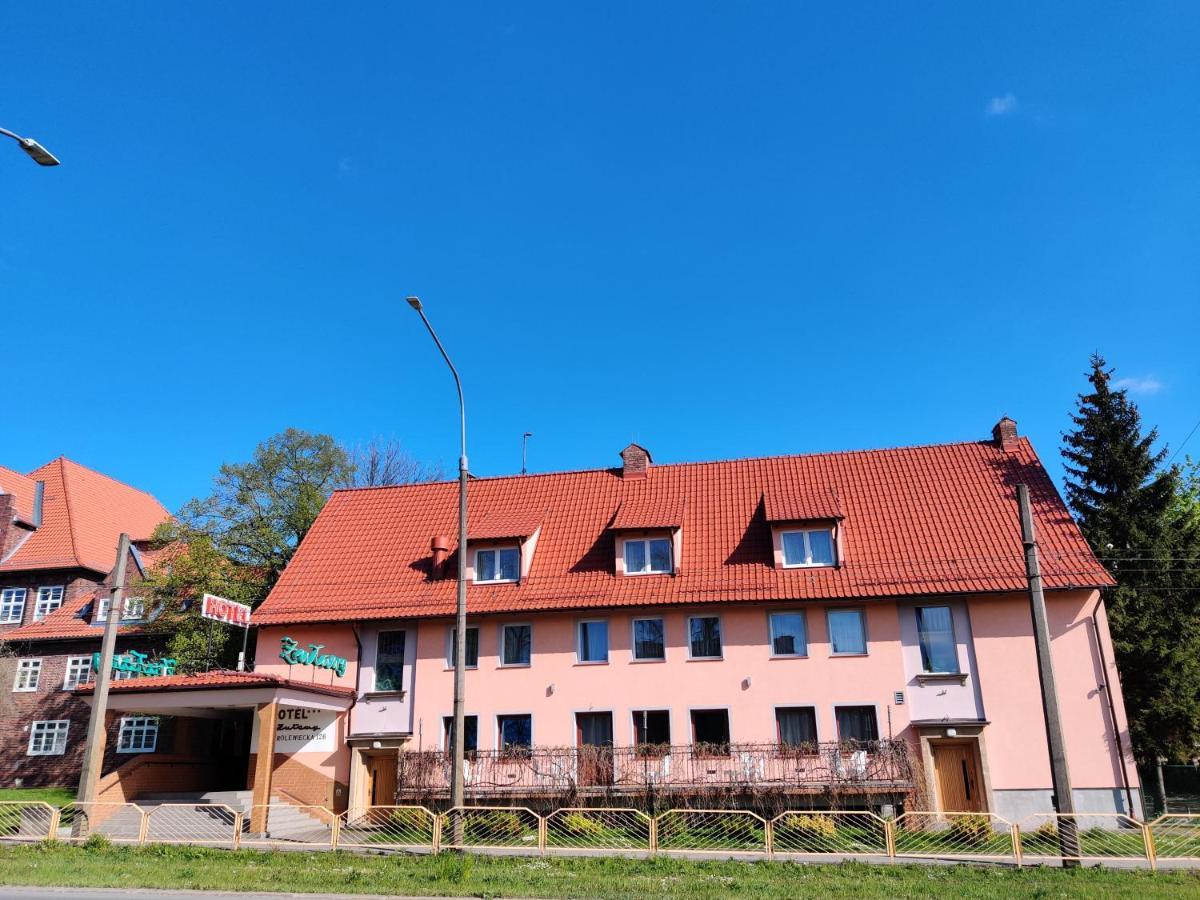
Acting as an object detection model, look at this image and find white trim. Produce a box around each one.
[62,655,92,690]
[33,585,64,621]
[767,609,809,658]
[780,527,837,568]
[473,546,520,584]
[685,614,724,660]
[575,618,610,665]
[117,715,159,754]
[13,658,41,692]
[620,537,673,576]
[630,616,666,662]
[498,622,533,668]
[27,719,69,756]
[0,587,27,624]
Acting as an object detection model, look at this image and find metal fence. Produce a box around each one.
[1,802,1194,868]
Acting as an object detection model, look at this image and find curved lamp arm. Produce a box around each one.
[0,126,60,166]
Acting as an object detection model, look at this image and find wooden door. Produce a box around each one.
[367,753,397,808]
[932,742,985,812]
[576,713,615,787]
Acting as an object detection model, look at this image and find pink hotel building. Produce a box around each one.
[87,419,1141,822]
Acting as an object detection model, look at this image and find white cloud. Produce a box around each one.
[1114,375,1163,396]
[986,93,1019,117]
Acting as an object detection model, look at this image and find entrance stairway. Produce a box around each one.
[84,790,335,844]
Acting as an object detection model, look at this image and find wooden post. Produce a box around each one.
[249,700,277,833]
[77,534,131,805]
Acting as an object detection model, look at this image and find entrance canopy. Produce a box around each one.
[76,670,354,717]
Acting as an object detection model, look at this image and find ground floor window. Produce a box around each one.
[776,706,818,747]
[835,705,879,744]
[690,709,730,753]
[632,709,671,753]
[117,716,159,753]
[497,714,532,755]
[28,720,69,755]
[443,715,479,755]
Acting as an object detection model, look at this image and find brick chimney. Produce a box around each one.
[992,417,1019,451]
[620,443,652,479]
[430,534,451,578]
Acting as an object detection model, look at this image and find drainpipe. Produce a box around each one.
[1089,593,1136,818]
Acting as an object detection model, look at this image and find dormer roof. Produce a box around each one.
[763,486,844,523]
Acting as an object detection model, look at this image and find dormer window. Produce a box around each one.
[781,528,836,568]
[623,537,672,575]
[475,547,519,583]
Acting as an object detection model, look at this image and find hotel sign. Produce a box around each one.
[274,707,336,751]
[200,593,252,627]
[93,649,178,678]
[279,636,348,677]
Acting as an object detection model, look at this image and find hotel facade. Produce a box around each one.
[69,419,1142,823]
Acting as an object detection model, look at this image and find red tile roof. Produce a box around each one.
[74,669,355,698]
[1,589,140,641]
[0,458,171,574]
[610,487,686,530]
[468,510,546,541]
[763,486,844,522]
[0,465,39,523]
[254,435,1114,626]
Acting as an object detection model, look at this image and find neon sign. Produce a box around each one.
[92,649,178,678]
[279,636,347,677]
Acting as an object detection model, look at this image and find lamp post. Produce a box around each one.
[0,126,60,166]
[406,295,469,812]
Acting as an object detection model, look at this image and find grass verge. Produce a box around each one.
[0,842,1197,898]
[0,787,76,806]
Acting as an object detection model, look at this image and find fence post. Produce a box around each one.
[1011,824,1023,867]
[765,818,774,859]
[884,818,896,859]
[136,809,150,847]
[46,807,61,842]
[330,810,341,850]
[649,814,658,855]
[1142,822,1156,871]
[233,812,243,851]
[538,813,547,856]
[433,812,442,854]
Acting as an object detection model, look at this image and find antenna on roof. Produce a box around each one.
[522,432,533,475]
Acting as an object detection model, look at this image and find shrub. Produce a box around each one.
[779,814,838,840]
[387,807,430,835]
[712,813,763,846]
[82,833,111,850]
[559,812,606,838]
[1031,820,1059,842]
[465,810,526,841]
[947,814,994,847]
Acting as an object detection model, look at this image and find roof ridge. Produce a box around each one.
[47,456,171,512]
[329,436,1009,495]
[54,459,86,570]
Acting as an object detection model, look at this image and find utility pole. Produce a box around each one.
[1017,485,1081,864]
[521,432,533,476]
[77,533,130,805]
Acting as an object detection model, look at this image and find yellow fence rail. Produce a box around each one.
[2,802,1176,868]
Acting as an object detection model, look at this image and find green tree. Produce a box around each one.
[1062,355,1200,764]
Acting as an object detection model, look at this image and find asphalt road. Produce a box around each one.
[0,891,437,900]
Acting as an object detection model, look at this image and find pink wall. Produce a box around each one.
[255,624,359,692]
[967,590,1138,792]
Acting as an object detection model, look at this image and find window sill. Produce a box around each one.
[630,657,666,664]
[13,687,39,693]
[622,570,674,577]
[829,652,869,658]
[117,748,157,754]
[781,563,836,570]
[687,656,723,662]
[362,690,407,700]
[474,580,519,586]
[498,663,531,669]
[443,666,479,672]
[574,660,609,667]
[769,654,809,660]
[915,672,968,685]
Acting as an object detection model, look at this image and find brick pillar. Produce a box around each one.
[249,701,277,832]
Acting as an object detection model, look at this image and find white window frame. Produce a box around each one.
[95,597,111,622]
[63,655,93,690]
[445,625,480,670]
[1,588,27,624]
[474,546,520,584]
[34,586,65,621]
[576,619,610,665]
[117,716,159,753]
[27,720,69,756]
[13,658,42,692]
[622,537,673,576]
[768,610,809,658]
[781,528,836,568]
[121,596,146,621]
[499,622,533,668]
[826,607,868,656]
[630,616,666,662]
[686,615,723,660]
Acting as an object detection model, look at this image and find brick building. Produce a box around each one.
[0,458,175,787]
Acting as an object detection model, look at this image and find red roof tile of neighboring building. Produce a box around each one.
[763,486,844,522]
[0,465,39,523]
[1,588,145,641]
[610,488,686,530]
[0,458,171,574]
[467,510,546,541]
[254,433,1114,626]
[74,669,355,698]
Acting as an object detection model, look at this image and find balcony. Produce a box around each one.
[395,741,914,801]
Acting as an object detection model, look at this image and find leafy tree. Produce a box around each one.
[1062,355,1200,764]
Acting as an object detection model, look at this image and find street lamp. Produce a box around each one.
[0,126,60,166]
[406,295,469,811]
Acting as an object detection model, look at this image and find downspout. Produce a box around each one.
[1089,593,1136,817]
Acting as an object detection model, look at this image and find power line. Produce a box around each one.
[1167,415,1200,466]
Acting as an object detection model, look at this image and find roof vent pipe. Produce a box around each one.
[32,481,44,527]
[431,534,451,577]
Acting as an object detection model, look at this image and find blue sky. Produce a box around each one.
[4,3,1198,510]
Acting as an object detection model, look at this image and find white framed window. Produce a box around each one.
[111,666,136,681]
[27,720,69,756]
[475,547,519,583]
[781,528,836,567]
[623,538,672,575]
[768,611,808,657]
[13,658,41,692]
[34,586,65,621]
[687,616,723,659]
[63,655,93,690]
[631,617,666,661]
[576,619,609,664]
[117,716,159,753]
[1,588,27,624]
[500,623,532,667]
[95,597,111,622]
[121,597,146,621]
[827,608,867,655]
[446,626,480,669]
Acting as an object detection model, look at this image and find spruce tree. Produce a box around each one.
[1062,355,1200,765]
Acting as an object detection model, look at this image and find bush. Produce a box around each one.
[387,808,430,835]
[464,810,526,842]
[82,833,111,850]
[711,813,763,846]
[947,814,994,847]
[778,814,838,840]
[559,812,606,838]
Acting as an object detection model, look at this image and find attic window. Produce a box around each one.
[781,528,835,568]
[475,547,519,583]
[623,538,672,575]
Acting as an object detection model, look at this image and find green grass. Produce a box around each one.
[0,843,1198,898]
[0,787,75,806]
